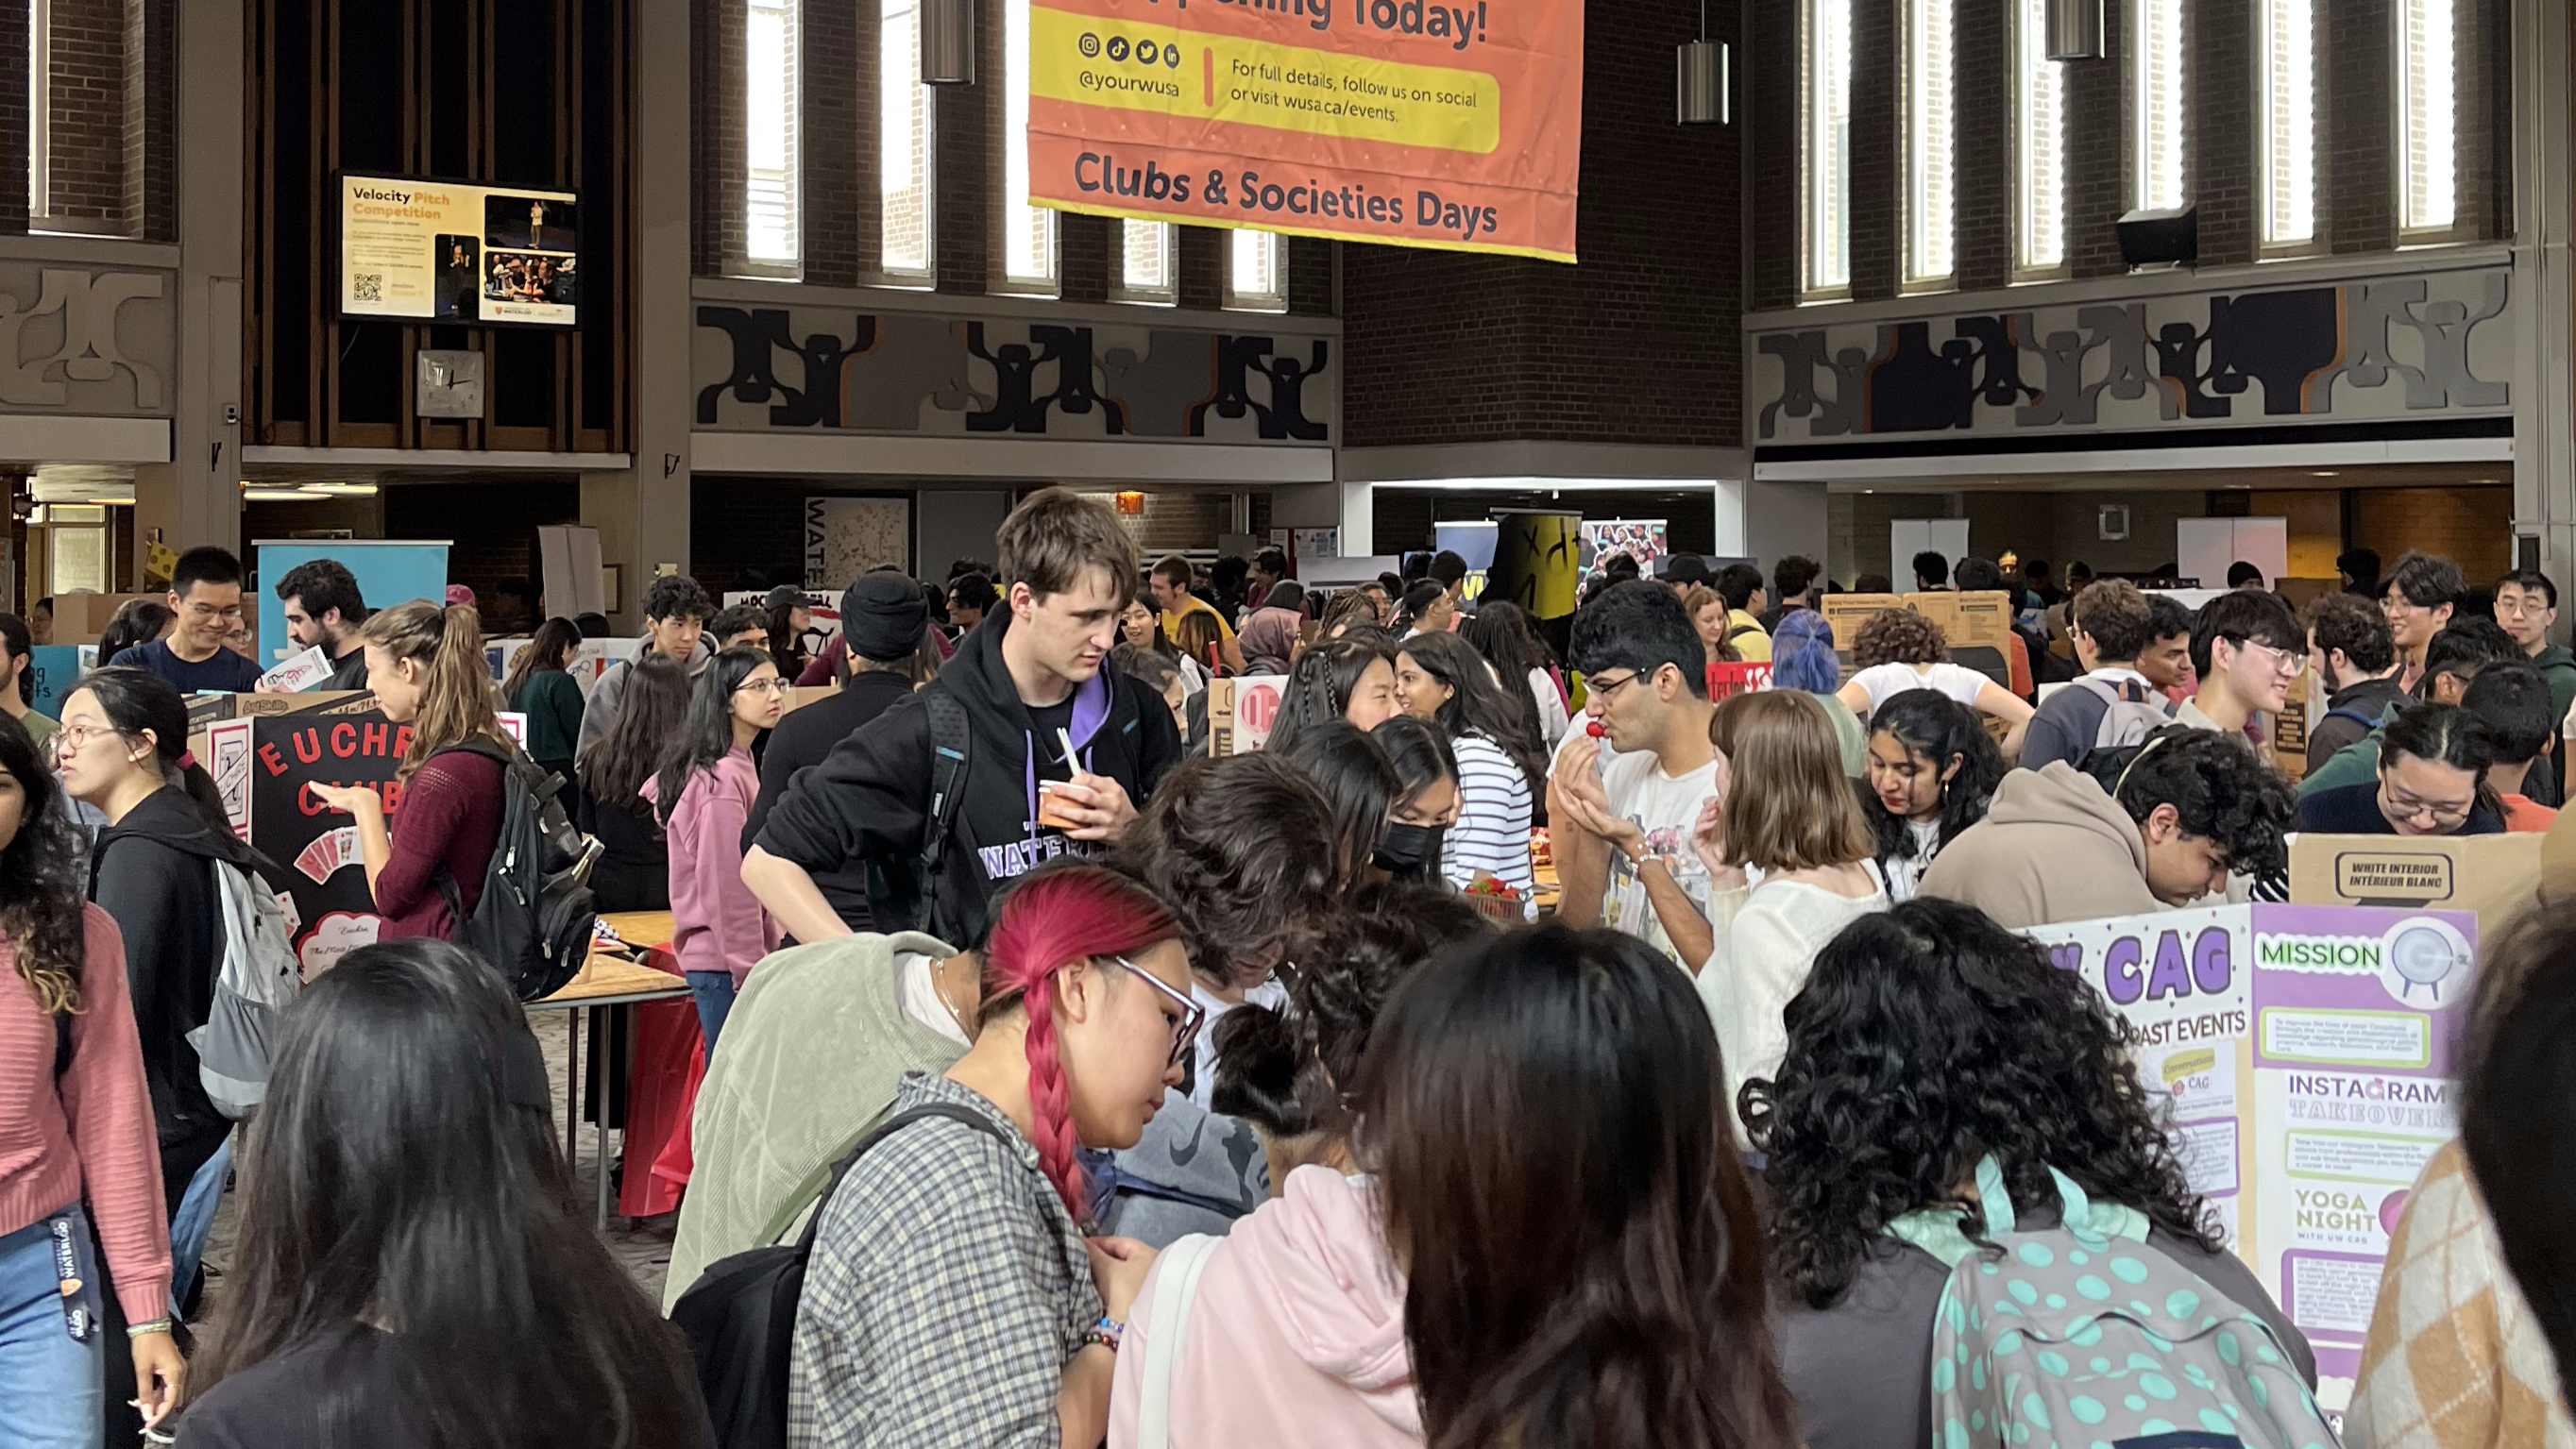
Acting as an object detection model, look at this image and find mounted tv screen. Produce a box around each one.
[338,174,579,328]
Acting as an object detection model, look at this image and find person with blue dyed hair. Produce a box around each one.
[1770,609,1865,778]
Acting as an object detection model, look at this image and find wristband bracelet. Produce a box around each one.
[1079,1316,1125,1354]
[127,1319,173,1338]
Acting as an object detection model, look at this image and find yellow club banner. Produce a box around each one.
[1025,0,1582,261]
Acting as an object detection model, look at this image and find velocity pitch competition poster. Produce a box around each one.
[339,175,581,327]
[1025,0,1582,261]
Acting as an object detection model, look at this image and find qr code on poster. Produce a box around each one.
[352,273,382,302]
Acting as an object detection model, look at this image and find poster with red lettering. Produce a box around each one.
[250,707,415,978]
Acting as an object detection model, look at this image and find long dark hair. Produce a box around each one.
[577,655,690,816]
[652,647,772,825]
[191,937,705,1449]
[1858,688,2005,865]
[1749,900,2220,1311]
[1357,923,1799,1449]
[1273,719,1399,895]
[74,666,231,834]
[500,617,584,705]
[1398,630,1546,792]
[764,585,812,680]
[1457,599,1551,682]
[1266,635,1393,758]
[0,719,90,1015]
[0,612,36,705]
[1371,714,1458,815]
[96,599,173,664]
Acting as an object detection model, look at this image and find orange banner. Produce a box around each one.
[1026,0,1582,262]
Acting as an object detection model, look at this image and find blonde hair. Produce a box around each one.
[1708,691,1873,872]
[359,601,506,782]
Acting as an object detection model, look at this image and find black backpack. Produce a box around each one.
[431,737,599,1001]
[670,1103,1010,1449]
[905,689,974,943]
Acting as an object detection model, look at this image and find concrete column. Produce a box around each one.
[142,0,245,564]
[2512,0,2572,633]
[587,0,696,632]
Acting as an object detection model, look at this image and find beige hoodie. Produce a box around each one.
[1917,762,2164,927]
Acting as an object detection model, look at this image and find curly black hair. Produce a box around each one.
[1749,899,2220,1310]
[1209,883,1496,1139]
[1106,752,1342,989]
[0,717,92,1015]
[2085,725,2299,881]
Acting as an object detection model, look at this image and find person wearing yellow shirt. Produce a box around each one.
[1149,554,1245,672]
[1715,564,1773,663]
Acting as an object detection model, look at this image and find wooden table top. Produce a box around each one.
[535,948,690,1006]
[598,910,677,950]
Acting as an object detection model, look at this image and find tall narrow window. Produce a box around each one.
[2398,0,2456,233]
[2258,0,2315,248]
[1118,219,1178,303]
[2133,0,2184,211]
[1001,0,1057,290]
[744,0,800,272]
[1226,229,1286,311]
[1902,0,1954,287]
[1801,0,1853,295]
[2013,0,2065,276]
[880,0,934,278]
[25,3,42,222]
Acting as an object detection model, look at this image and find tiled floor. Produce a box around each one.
[197,1003,681,1318]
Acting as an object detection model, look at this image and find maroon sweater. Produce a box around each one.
[377,750,503,941]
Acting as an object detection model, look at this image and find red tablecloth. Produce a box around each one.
[618,959,706,1217]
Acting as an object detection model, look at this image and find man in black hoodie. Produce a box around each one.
[747,489,1185,947]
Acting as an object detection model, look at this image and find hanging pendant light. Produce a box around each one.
[1675,0,1727,125]
[2045,0,2102,59]
[924,0,975,85]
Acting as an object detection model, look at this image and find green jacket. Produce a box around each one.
[2296,699,2408,799]
[2531,645,2576,791]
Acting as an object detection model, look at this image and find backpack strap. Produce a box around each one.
[790,1102,1013,1256]
[1135,1234,1225,1449]
[2323,706,2380,730]
[755,1102,897,1246]
[916,689,973,935]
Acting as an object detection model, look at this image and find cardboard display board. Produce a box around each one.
[26,645,87,718]
[2288,831,2542,944]
[187,693,399,978]
[46,594,157,647]
[1206,675,1286,755]
[1818,591,2016,686]
[2025,901,2481,1416]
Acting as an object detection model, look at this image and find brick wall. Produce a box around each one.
[0,0,25,233]
[42,0,125,225]
[692,0,744,274]
[1339,0,1744,447]
[2351,485,2511,582]
[381,480,584,608]
[2324,0,2393,253]
[1845,0,1896,300]
[1953,0,2008,292]
[120,0,167,240]
[2062,4,2126,278]
[2188,0,2254,265]
[1748,0,1797,309]
[804,0,861,286]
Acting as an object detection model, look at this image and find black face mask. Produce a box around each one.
[1374,822,1444,876]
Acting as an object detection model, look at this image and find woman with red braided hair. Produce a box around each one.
[786,862,1202,1449]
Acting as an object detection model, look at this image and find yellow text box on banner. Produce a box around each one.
[1028,6,1501,156]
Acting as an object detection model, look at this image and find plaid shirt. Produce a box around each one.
[788,1071,1104,1449]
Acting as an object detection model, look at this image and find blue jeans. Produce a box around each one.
[687,970,737,1057]
[0,1205,105,1449]
[168,1133,231,1317]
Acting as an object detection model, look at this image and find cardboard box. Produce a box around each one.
[2269,666,2315,783]
[781,684,839,716]
[47,593,159,646]
[1206,675,1287,756]
[2288,831,2543,944]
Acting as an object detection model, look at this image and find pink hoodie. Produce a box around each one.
[648,745,776,986]
[1110,1167,1417,1449]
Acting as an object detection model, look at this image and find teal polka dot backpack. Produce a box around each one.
[1886,1155,2335,1449]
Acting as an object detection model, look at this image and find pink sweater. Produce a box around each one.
[1110,1167,1417,1449]
[652,746,776,986]
[0,906,175,1324]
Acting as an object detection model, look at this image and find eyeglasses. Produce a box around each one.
[734,677,793,697]
[1587,670,1643,703]
[50,722,126,757]
[1115,955,1206,1070]
[2227,636,2303,677]
[2381,780,2473,828]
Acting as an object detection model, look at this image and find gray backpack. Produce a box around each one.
[2078,675,2178,751]
[189,858,303,1118]
[1893,1155,2333,1449]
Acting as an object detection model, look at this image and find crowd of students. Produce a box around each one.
[5,501,2576,1448]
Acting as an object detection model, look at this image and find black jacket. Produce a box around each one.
[89,787,274,1152]
[743,669,917,932]
[574,791,670,914]
[2308,674,2408,776]
[754,614,1186,945]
